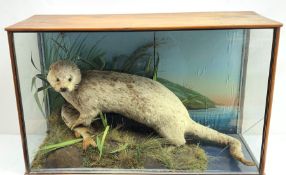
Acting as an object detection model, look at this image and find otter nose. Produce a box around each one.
[60,88,67,92]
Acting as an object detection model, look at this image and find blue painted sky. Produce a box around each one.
[157,30,245,105]
[44,30,245,106]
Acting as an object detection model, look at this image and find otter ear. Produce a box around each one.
[48,64,54,71]
[49,61,58,70]
[71,63,80,72]
[71,62,79,69]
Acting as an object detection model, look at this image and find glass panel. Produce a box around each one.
[240,29,274,163]
[13,33,47,165]
[12,29,273,174]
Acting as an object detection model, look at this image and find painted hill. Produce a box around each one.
[158,78,216,109]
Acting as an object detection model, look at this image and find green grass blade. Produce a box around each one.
[78,57,99,69]
[100,126,109,149]
[41,147,59,155]
[153,71,157,81]
[42,86,49,104]
[96,135,102,158]
[51,38,68,53]
[66,34,83,59]
[34,91,45,117]
[98,125,109,159]
[31,74,49,92]
[33,85,51,116]
[110,143,129,154]
[152,53,160,81]
[86,35,105,59]
[37,85,51,92]
[68,34,87,61]
[99,112,108,128]
[36,74,49,83]
[96,136,101,149]
[31,52,40,72]
[94,55,106,70]
[31,76,37,91]
[144,56,152,73]
[40,138,83,150]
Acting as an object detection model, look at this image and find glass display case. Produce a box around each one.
[6,12,282,175]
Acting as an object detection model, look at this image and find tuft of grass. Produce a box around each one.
[81,125,207,170]
[99,112,108,128]
[31,112,208,171]
[110,40,162,78]
[39,137,83,154]
[30,54,51,118]
[96,125,110,160]
[110,143,129,154]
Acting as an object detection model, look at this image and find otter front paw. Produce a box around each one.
[83,137,97,150]
[74,130,81,138]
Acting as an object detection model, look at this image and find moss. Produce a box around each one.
[31,111,76,169]
[31,112,208,171]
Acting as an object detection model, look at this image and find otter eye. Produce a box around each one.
[68,77,72,82]
[56,78,60,82]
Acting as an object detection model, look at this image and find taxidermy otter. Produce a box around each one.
[47,60,255,166]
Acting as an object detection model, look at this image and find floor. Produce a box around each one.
[0,134,285,174]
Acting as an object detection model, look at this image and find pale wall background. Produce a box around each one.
[0,0,285,174]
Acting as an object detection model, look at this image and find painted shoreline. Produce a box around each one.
[189,106,238,134]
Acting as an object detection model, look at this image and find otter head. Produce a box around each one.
[47,60,81,93]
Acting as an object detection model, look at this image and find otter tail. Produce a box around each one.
[186,120,255,166]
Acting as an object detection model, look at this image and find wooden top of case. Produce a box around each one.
[5,11,282,32]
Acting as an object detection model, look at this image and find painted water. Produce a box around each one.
[189,106,238,134]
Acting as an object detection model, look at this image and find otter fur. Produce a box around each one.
[47,60,255,166]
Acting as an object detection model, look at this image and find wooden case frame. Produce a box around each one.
[5,12,282,175]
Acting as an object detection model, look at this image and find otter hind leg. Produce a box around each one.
[157,126,186,146]
[61,103,79,128]
[185,120,255,166]
[70,109,100,129]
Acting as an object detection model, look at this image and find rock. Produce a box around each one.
[44,146,82,168]
[144,158,166,169]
